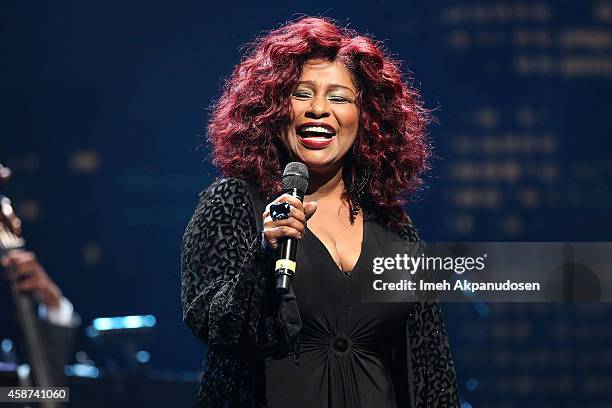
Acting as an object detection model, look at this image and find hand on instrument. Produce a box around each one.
[0,196,22,236]
[1,249,62,309]
[262,193,317,250]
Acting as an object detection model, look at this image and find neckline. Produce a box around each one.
[305,219,367,277]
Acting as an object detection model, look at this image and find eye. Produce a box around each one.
[292,91,312,99]
[328,95,350,103]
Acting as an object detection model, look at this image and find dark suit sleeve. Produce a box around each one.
[37,317,77,386]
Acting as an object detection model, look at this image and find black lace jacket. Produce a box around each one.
[181,178,460,407]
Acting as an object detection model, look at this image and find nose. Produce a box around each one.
[305,95,330,119]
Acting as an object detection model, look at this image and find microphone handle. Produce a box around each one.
[275,188,303,294]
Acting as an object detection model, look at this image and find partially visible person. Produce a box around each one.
[0,163,79,385]
[1,249,79,385]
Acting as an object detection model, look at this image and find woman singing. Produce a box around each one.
[181,17,460,407]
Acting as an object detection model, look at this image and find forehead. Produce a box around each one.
[298,59,357,92]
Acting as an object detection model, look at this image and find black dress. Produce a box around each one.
[265,219,414,408]
[180,178,461,407]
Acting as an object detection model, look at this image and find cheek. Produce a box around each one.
[284,102,300,139]
[337,107,360,137]
[289,100,307,123]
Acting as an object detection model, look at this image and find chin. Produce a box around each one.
[285,139,342,170]
[294,149,331,163]
[299,156,342,174]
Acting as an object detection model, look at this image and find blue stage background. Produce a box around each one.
[2,1,611,406]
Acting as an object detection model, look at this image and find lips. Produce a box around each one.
[299,136,334,149]
[296,122,336,149]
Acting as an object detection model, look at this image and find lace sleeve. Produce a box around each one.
[180,178,285,355]
[408,301,460,407]
[398,218,461,407]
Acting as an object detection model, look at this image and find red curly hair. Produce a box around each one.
[207,17,430,230]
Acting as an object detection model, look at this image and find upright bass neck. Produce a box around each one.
[1,184,59,408]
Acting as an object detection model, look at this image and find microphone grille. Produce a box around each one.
[282,162,309,193]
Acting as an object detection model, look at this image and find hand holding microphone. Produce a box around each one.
[262,163,317,294]
[262,195,317,249]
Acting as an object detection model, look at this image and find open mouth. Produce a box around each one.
[296,124,336,149]
[296,124,336,139]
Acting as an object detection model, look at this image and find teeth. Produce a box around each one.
[300,126,333,135]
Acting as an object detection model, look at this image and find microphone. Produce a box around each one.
[275,162,309,294]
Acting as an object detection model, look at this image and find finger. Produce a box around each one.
[265,236,279,250]
[5,257,40,282]
[7,266,33,283]
[263,228,288,250]
[271,194,304,212]
[266,225,303,241]
[289,206,306,224]
[6,213,22,236]
[7,261,37,281]
[304,201,318,220]
[263,207,306,227]
[1,249,25,266]
[263,216,305,233]
[15,275,38,292]
[5,251,36,267]
[6,268,27,282]
[11,258,39,275]
[274,225,303,240]
[263,202,305,222]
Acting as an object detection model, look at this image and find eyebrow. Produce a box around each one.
[296,81,357,95]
